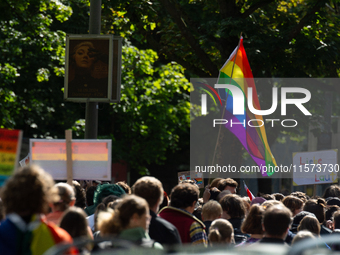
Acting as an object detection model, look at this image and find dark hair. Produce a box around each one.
[170,183,199,209]
[60,207,89,239]
[86,186,96,207]
[263,205,292,237]
[297,215,320,235]
[219,194,245,219]
[132,176,163,209]
[303,199,326,223]
[291,211,316,234]
[272,193,285,201]
[282,195,304,215]
[333,211,340,229]
[217,178,238,191]
[72,181,86,209]
[323,185,340,199]
[325,205,340,221]
[241,204,264,235]
[261,194,275,201]
[0,199,4,221]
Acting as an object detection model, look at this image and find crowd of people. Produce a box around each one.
[1,165,340,254]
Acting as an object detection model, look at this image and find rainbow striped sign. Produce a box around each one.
[30,139,111,180]
[0,129,23,186]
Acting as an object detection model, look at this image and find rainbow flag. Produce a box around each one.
[218,37,277,176]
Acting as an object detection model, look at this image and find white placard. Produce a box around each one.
[293,149,338,186]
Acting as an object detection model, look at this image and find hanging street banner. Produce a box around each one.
[0,129,23,186]
[293,149,338,186]
[30,139,111,180]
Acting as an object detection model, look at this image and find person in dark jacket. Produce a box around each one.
[132,176,181,246]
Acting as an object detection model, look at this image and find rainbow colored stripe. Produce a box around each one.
[218,38,277,176]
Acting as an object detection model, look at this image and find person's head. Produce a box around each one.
[216,190,231,202]
[86,186,96,207]
[325,205,340,222]
[169,183,199,213]
[202,200,222,221]
[291,230,316,245]
[59,207,89,239]
[116,181,131,195]
[93,184,126,207]
[262,205,292,239]
[1,165,56,216]
[98,195,150,235]
[297,215,320,236]
[303,199,326,223]
[326,197,340,207]
[179,179,199,189]
[51,182,76,212]
[72,180,86,209]
[291,191,308,203]
[132,176,164,212]
[71,41,96,70]
[93,195,120,231]
[323,185,340,199]
[333,210,340,230]
[290,211,316,234]
[282,195,304,216]
[273,193,285,201]
[261,194,275,201]
[210,178,223,188]
[241,196,251,215]
[261,200,283,210]
[217,178,238,194]
[241,204,264,235]
[219,194,246,220]
[208,219,234,245]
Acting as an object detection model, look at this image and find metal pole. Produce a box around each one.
[85,0,102,139]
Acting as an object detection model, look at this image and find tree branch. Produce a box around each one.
[241,0,277,18]
[288,0,323,41]
[158,0,219,76]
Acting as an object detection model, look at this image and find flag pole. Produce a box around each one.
[210,32,243,182]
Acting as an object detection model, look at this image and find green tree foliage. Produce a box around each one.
[0,0,76,137]
[103,42,190,174]
[102,0,340,78]
[0,0,191,175]
[100,0,340,172]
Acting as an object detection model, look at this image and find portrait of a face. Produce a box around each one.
[73,46,95,70]
[64,35,122,102]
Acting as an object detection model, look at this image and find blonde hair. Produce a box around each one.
[202,200,222,220]
[208,219,234,245]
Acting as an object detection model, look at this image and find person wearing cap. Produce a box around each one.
[84,183,126,216]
